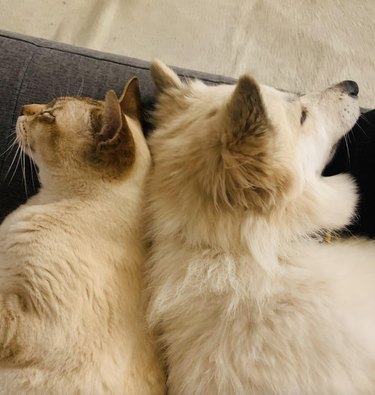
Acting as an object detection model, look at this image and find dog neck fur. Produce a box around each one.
[148,61,358,277]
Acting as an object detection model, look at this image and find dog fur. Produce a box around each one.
[145,61,375,395]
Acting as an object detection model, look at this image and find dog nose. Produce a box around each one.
[335,80,359,97]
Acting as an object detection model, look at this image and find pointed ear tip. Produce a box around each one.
[237,75,258,88]
[128,76,140,87]
[150,59,165,77]
[151,58,165,69]
[119,77,141,103]
[125,77,140,96]
[151,59,177,79]
[233,76,262,99]
[105,89,119,100]
[151,60,182,93]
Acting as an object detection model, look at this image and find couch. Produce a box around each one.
[1,30,374,238]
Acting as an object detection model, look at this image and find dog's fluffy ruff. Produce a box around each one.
[146,61,375,395]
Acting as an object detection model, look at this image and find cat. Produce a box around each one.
[0,78,165,395]
[145,60,375,395]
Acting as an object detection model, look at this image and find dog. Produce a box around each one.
[145,60,375,395]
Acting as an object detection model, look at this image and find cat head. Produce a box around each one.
[16,78,144,191]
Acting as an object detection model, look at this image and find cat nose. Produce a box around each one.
[21,104,44,116]
[334,80,359,97]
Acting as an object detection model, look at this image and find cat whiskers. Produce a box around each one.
[0,131,18,158]
[77,77,85,97]
[20,137,28,197]
[66,76,71,97]
[12,132,29,197]
[5,141,22,184]
[4,131,31,197]
[26,139,38,191]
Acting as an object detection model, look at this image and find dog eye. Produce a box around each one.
[300,108,308,125]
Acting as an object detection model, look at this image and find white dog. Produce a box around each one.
[145,60,375,395]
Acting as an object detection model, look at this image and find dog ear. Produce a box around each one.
[217,76,290,212]
[119,77,142,122]
[226,75,269,142]
[151,59,182,93]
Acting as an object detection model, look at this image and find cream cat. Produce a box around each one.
[0,79,165,394]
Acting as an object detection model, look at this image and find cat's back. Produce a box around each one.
[1,188,145,306]
[0,192,152,392]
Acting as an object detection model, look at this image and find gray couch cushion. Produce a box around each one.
[2,30,374,238]
[0,30,235,222]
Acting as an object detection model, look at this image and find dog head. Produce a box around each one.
[150,60,359,214]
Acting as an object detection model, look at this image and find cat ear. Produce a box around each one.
[95,90,135,169]
[119,77,142,122]
[226,75,269,142]
[151,59,182,93]
[97,90,123,145]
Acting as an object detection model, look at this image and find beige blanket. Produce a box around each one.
[1,0,374,107]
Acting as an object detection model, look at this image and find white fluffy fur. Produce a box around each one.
[146,61,375,394]
[0,97,164,394]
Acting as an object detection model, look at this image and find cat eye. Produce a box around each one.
[300,108,308,125]
[39,110,55,123]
